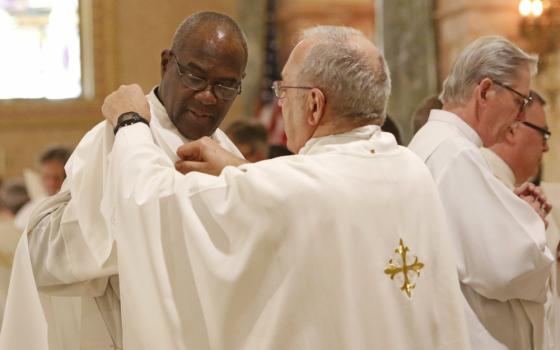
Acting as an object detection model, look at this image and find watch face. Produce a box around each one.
[118,112,140,124]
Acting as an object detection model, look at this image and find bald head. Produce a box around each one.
[295,26,391,124]
[171,12,248,66]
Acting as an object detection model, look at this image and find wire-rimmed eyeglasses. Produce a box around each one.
[271,81,313,99]
[493,80,532,114]
[521,121,551,141]
[170,52,241,100]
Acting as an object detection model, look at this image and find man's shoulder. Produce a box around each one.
[413,119,476,162]
[72,121,112,153]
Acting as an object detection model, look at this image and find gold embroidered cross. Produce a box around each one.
[384,239,424,298]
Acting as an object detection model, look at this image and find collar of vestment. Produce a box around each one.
[148,87,189,144]
[298,124,395,155]
[428,109,482,147]
[480,147,516,189]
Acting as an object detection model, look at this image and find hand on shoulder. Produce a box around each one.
[102,84,151,127]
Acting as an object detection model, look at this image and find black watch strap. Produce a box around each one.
[113,112,149,135]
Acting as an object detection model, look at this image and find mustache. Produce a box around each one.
[180,101,217,118]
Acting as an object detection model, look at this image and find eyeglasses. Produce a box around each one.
[170,52,241,100]
[493,80,532,114]
[271,81,313,99]
[521,121,551,141]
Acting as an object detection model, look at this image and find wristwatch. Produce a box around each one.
[113,112,149,135]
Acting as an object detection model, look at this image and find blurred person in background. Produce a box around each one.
[381,115,402,145]
[14,145,71,231]
[267,144,292,158]
[226,120,270,162]
[38,145,72,196]
[0,180,29,327]
[410,95,443,136]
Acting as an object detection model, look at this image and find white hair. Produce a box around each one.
[297,26,391,124]
[440,36,538,105]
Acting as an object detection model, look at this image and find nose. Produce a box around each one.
[194,85,218,105]
[543,139,550,152]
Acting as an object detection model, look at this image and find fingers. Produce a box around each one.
[174,160,209,175]
[177,141,203,161]
[527,185,551,215]
[515,182,552,215]
[177,137,217,160]
[519,194,550,228]
[542,202,553,215]
[514,182,531,196]
[102,84,150,127]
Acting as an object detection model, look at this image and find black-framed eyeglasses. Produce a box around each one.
[170,52,241,100]
[271,81,313,99]
[521,121,551,141]
[493,80,532,114]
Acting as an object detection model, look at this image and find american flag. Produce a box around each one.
[257,0,286,145]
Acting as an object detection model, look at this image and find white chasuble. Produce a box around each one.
[409,109,554,350]
[0,88,241,350]
[105,123,470,350]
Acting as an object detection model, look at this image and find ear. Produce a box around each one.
[306,88,326,127]
[160,49,172,78]
[503,123,519,145]
[476,77,494,105]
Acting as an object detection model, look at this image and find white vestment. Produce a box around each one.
[481,148,560,349]
[104,123,470,349]
[0,88,241,350]
[409,109,555,350]
[0,216,21,329]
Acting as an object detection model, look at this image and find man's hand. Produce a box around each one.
[102,84,151,127]
[175,137,249,176]
[515,182,552,228]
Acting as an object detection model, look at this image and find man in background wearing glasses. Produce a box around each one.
[481,90,560,348]
[1,11,246,350]
[409,36,554,350]
[483,90,551,194]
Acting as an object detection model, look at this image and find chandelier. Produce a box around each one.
[518,0,560,58]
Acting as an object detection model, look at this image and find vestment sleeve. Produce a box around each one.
[27,190,115,297]
[435,148,553,303]
[26,122,118,297]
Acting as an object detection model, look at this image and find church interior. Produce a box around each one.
[2,1,560,348]
[0,0,558,183]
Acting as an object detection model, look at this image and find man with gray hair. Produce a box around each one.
[409,36,554,350]
[98,25,469,349]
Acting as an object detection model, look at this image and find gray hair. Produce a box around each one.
[170,11,248,63]
[440,36,538,105]
[297,26,391,124]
